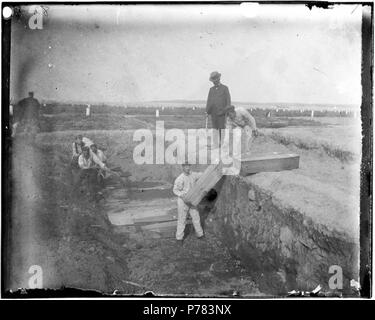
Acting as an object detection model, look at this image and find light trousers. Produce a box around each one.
[176,198,204,240]
[221,125,253,156]
[241,125,253,154]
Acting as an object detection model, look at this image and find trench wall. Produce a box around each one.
[208,174,359,294]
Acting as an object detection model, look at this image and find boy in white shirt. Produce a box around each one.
[173,163,204,244]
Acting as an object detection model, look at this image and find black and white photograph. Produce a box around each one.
[1,1,372,299]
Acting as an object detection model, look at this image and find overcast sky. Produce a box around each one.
[10,4,362,105]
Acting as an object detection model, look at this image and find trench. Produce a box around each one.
[101,173,265,296]
[100,151,359,296]
[15,128,358,297]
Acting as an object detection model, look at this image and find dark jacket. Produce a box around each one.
[206,84,231,116]
[16,97,40,122]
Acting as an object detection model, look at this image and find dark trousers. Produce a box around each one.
[211,114,226,129]
[211,114,226,147]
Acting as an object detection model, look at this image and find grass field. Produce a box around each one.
[37,104,361,162]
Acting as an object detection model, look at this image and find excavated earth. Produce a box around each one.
[5,120,360,297]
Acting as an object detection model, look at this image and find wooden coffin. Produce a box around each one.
[239,153,300,176]
[184,162,224,207]
[184,153,299,206]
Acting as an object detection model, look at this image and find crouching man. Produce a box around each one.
[71,134,94,168]
[225,105,258,154]
[73,146,109,198]
[173,163,204,245]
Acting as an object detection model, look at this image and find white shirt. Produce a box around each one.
[173,172,202,198]
[226,106,257,130]
[78,153,105,170]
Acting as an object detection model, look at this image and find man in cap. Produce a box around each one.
[205,71,231,148]
[225,105,258,154]
[173,162,204,245]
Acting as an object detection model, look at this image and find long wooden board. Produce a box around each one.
[239,153,300,176]
[184,153,299,207]
[133,214,177,225]
[184,162,223,207]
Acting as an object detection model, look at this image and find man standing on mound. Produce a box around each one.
[173,163,204,245]
[205,71,231,148]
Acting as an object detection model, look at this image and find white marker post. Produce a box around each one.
[86,104,91,117]
[156,109,159,118]
[311,110,314,118]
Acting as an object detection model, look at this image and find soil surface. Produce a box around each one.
[6,133,263,296]
[5,115,360,297]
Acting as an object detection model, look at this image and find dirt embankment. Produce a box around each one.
[6,115,360,296]
[6,133,264,296]
[6,136,139,294]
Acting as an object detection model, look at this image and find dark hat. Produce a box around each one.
[209,71,221,81]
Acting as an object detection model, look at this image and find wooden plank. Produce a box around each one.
[184,162,224,206]
[133,214,177,225]
[107,214,133,226]
[107,202,176,226]
[239,153,299,176]
[184,153,300,206]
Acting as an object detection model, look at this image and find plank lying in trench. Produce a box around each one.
[185,152,299,207]
[107,200,177,226]
[133,213,177,224]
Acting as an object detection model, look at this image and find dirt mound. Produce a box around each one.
[5,138,137,294]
